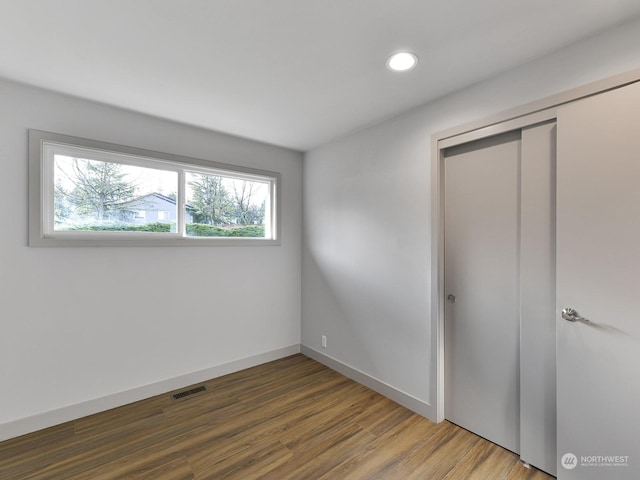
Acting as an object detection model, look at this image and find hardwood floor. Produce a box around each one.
[0,354,554,479]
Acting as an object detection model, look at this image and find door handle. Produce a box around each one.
[561,307,590,324]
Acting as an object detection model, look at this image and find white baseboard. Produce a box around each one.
[0,344,300,442]
[301,345,434,420]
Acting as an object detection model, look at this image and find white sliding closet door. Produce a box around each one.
[556,81,640,479]
[444,131,521,453]
[444,125,557,475]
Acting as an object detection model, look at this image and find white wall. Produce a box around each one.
[302,17,640,418]
[0,80,302,438]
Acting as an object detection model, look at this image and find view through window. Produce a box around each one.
[54,156,179,233]
[30,131,279,246]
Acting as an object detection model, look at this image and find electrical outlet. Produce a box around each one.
[321,335,327,348]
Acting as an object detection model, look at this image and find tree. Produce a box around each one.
[187,174,233,225]
[57,158,137,221]
[232,180,265,225]
[54,184,72,223]
[232,180,252,225]
[244,201,265,225]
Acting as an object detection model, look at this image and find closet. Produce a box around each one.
[443,123,556,473]
[435,79,640,480]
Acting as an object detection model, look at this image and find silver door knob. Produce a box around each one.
[562,307,589,323]
[447,294,456,304]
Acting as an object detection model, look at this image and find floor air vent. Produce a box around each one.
[172,385,206,400]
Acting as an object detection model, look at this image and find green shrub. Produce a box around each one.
[186,223,265,237]
[225,225,265,237]
[63,222,264,237]
[185,223,227,236]
[64,222,173,232]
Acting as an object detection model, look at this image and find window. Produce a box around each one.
[29,130,280,246]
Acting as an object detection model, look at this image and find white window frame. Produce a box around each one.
[29,130,280,247]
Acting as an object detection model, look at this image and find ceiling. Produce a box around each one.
[2,1,640,151]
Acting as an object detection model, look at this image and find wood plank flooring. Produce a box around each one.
[0,354,554,479]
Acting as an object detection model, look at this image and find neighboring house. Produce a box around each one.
[124,192,193,224]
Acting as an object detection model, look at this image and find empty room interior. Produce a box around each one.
[2,1,640,479]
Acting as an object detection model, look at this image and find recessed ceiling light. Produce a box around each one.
[386,52,418,72]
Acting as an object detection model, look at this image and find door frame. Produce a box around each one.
[429,67,640,423]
